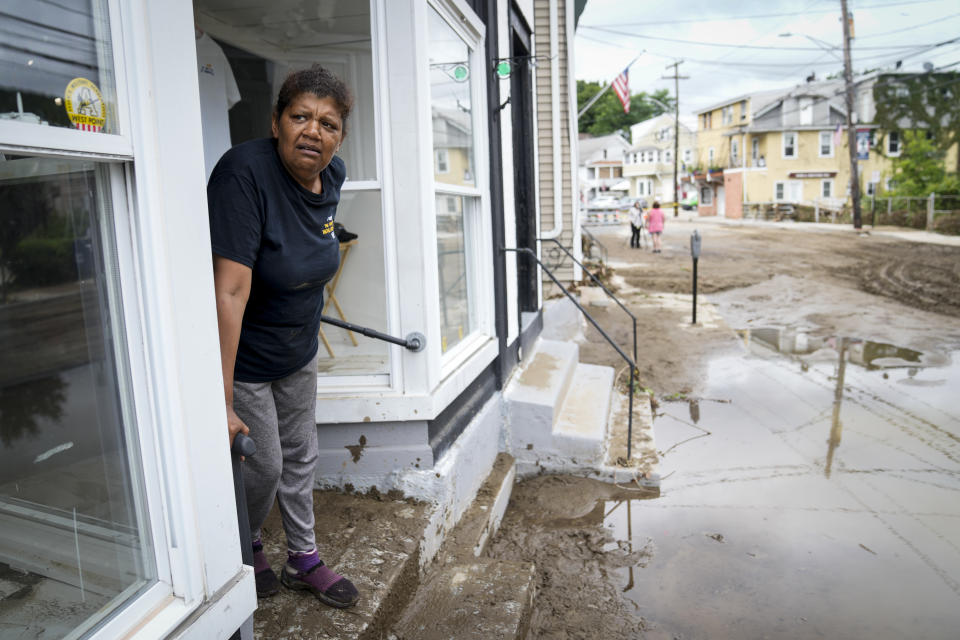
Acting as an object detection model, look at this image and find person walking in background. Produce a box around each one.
[646,201,665,253]
[629,200,644,249]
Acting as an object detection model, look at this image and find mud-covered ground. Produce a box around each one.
[486,476,658,639]
[491,219,960,640]
[578,219,960,396]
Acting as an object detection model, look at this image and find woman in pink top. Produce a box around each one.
[645,201,665,253]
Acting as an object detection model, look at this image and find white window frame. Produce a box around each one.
[730,138,739,165]
[819,130,834,158]
[821,179,833,199]
[782,131,797,159]
[0,0,254,637]
[708,147,715,165]
[775,181,785,201]
[436,148,450,173]
[683,148,692,163]
[425,0,494,380]
[887,131,901,157]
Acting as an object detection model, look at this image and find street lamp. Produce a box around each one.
[778,32,842,61]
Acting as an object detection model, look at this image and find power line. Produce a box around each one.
[856,11,960,39]
[579,25,927,52]
[579,0,950,27]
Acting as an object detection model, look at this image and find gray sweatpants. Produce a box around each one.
[233,354,318,554]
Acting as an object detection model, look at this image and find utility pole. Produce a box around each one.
[840,0,862,229]
[662,60,689,218]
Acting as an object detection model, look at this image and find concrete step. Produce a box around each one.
[388,559,536,640]
[432,453,517,565]
[254,491,430,640]
[389,453,531,639]
[504,339,579,454]
[553,362,614,463]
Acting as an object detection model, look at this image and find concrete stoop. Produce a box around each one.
[254,492,430,640]
[504,338,613,475]
[389,453,536,640]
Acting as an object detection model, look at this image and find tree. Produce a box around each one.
[577,80,673,137]
[889,130,959,197]
[873,72,960,170]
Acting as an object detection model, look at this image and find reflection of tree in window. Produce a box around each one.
[0,375,67,446]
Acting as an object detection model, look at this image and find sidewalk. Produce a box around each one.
[661,212,960,247]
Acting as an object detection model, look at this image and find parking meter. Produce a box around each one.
[690,230,701,323]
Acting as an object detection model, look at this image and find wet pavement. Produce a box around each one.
[605,330,960,639]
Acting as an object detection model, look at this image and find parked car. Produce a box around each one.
[587,196,621,210]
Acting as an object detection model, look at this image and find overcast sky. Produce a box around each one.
[575,0,960,118]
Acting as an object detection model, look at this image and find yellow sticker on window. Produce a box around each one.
[64,78,105,132]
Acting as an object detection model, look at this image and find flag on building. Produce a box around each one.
[612,67,630,113]
[832,122,843,148]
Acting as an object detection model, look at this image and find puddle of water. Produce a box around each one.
[604,332,960,640]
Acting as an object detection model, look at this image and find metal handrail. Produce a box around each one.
[320,315,425,352]
[538,238,637,366]
[503,246,638,460]
[579,225,608,264]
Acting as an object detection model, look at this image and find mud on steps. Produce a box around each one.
[254,489,430,640]
[390,453,534,639]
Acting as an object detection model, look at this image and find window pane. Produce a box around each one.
[0,156,156,638]
[315,190,390,378]
[435,194,475,353]
[428,8,476,189]
[194,1,378,181]
[0,1,119,134]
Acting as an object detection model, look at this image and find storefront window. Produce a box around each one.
[0,155,156,638]
[0,1,119,134]
[428,5,480,354]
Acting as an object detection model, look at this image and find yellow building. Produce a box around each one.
[690,79,910,219]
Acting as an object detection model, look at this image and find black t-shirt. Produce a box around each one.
[208,138,344,382]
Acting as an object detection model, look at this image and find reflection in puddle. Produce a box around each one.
[605,333,960,639]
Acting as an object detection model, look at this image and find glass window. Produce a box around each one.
[428,6,481,354]
[888,131,900,155]
[783,132,796,158]
[775,182,785,200]
[0,1,119,134]
[435,193,474,353]
[0,155,156,638]
[819,131,833,157]
[822,179,833,198]
[700,186,712,205]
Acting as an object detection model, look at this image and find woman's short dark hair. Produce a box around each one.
[274,65,353,136]
[653,201,661,208]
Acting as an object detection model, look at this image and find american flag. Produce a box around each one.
[832,122,843,148]
[612,68,630,113]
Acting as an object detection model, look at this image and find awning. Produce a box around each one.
[610,180,630,191]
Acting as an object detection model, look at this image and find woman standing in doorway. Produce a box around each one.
[209,66,360,609]
[646,201,665,253]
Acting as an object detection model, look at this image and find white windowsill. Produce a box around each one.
[315,337,498,424]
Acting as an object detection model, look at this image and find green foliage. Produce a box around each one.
[890,131,960,197]
[9,236,78,287]
[577,80,673,136]
[873,72,960,166]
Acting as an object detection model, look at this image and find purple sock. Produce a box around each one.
[287,549,322,573]
[252,538,272,574]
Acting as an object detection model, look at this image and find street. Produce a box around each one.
[490,219,960,639]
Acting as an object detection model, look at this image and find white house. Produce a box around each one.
[0,0,591,638]
[577,133,631,204]
[623,113,696,205]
